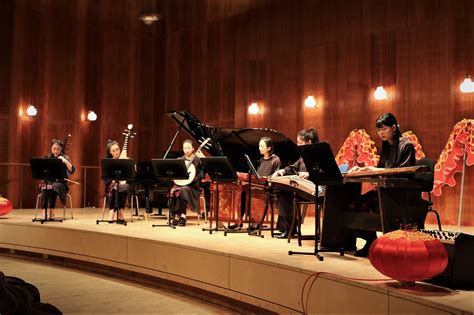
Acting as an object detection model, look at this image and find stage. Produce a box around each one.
[0,208,473,314]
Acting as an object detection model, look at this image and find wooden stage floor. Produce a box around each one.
[1,208,473,314]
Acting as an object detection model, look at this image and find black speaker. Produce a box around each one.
[421,230,474,289]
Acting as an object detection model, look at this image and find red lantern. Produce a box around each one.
[0,196,13,216]
[369,228,448,286]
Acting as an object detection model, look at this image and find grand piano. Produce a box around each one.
[166,110,300,224]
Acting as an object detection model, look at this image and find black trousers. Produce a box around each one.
[171,197,188,216]
[109,191,128,211]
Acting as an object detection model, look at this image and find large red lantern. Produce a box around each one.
[0,196,13,216]
[369,227,448,286]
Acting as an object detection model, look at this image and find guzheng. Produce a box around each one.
[344,165,427,178]
[269,175,315,200]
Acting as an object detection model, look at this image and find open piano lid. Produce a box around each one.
[166,110,300,173]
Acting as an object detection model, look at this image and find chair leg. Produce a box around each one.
[35,194,41,220]
[135,195,140,219]
[428,209,442,231]
[101,197,107,221]
[67,194,74,219]
[130,195,134,222]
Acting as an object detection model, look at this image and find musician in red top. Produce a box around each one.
[170,139,204,226]
[40,139,75,219]
[349,113,416,256]
[272,128,319,239]
[104,140,129,223]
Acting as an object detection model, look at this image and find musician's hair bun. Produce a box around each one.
[51,139,64,148]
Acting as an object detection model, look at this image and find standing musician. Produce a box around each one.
[271,128,321,239]
[104,140,129,223]
[40,139,75,219]
[348,113,416,257]
[170,139,205,226]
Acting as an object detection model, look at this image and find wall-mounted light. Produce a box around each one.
[87,110,97,121]
[248,102,260,115]
[304,95,317,108]
[373,86,388,100]
[26,105,37,117]
[459,75,474,93]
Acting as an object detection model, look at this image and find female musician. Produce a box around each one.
[257,137,281,176]
[40,139,75,219]
[349,113,416,256]
[170,139,204,226]
[271,128,319,239]
[104,140,129,223]
[229,137,281,229]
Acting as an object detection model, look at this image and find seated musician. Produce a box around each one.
[104,140,129,223]
[40,139,75,219]
[170,139,205,226]
[272,128,320,239]
[348,113,416,257]
[229,137,281,229]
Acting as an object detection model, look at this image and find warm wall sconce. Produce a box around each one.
[304,95,317,108]
[26,105,37,117]
[374,86,388,100]
[459,75,474,93]
[248,102,260,115]
[140,12,161,25]
[87,110,98,121]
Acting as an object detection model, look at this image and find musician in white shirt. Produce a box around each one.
[272,128,320,239]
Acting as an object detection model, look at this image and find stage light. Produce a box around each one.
[248,102,260,115]
[304,95,317,108]
[87,110,97,121]
[26,105,37,117]
[374,86,388,100]
[459,75,474,93]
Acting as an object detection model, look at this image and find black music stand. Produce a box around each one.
[201,157,237,234]
[224,154,267,237]
[150,159,189,229]
[288,142,345,261]
[30,158,67,223]
[97,159,136,226]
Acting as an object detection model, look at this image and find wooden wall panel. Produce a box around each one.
[1,0,473,225]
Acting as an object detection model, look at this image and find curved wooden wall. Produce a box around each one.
[0,0,472,225]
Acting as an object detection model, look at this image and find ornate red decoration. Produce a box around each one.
[402,131,425,160]
[369,228,448,284]
[0,196,13,216]
[335,129,379,168]
[433,119,474,196]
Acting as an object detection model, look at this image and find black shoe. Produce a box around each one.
[276,231,289,239]
[118,219,126,224]
[228,223,243,230]
[354,247,369,257]
[171,218,179,226]
[178,217,186,226]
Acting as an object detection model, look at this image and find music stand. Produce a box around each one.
[224,154,266,237]
[288,142,345,261]
[201,157,237,234]
[150,159,189,229]
[97,159,136,226]
[30,158,67,223]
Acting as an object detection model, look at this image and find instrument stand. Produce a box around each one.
[201,157,237,234]
[224,171,259,236]
[150,159,190,229]
[288,142,345,261]
[30,158,67,224]
[97,159,136,226]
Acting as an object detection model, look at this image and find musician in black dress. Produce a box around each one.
[104,140,129,223]
[170,139,204,226]
[349,113,416,256]
[229,137,281,229]
[40,139,75,219]
[271,128,319,239]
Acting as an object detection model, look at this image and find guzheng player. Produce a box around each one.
[271,128,322,239]
[347,113,417,257]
